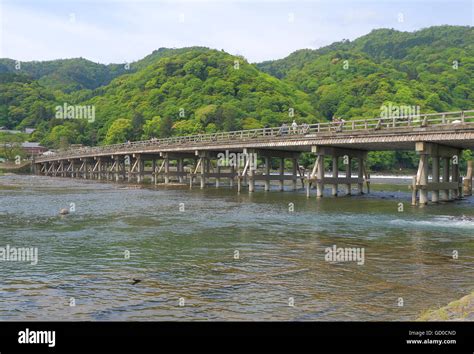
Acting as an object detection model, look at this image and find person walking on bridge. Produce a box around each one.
[279,123,289,135]
[291,120,298,134]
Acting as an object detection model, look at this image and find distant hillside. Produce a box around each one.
[257,25,474,119]
[1,48,316,148]
[0,58,130,92]
[0,25,472,153]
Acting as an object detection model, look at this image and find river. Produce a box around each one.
[0,174,473,320]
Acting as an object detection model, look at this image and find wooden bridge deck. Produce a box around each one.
[35,110,474,162]
[33,110,474,206]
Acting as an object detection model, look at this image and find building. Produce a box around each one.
[21,142,48,156]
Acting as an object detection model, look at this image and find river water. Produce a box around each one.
[0,174,473,321]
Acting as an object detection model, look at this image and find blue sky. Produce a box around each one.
[0,0,472,63]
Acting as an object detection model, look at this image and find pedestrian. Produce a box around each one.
[291,120,298,134]
[264,124,270,136]
[301,122,309,134]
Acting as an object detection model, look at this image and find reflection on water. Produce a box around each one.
[0,175,473,321]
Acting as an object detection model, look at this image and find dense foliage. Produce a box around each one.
[0,25,472,171]
[258,26,473,120]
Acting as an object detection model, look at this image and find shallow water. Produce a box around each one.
[0,174,473,321]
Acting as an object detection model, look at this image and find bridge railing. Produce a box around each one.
[35,110,474,162]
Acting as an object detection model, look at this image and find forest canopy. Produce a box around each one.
[0,25,472,171]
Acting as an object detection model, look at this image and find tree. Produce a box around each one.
[159,116,173,138]
[131,112,145,140]
[42,124,77,149]
[142,116,162,139]
[104,119,132,144]
[0,134,25,161]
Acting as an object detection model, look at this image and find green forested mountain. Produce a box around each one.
[257,25,473,120]
[1,48,316,147]
[85,48,316,145]
[0,58,131,93]
[0,25,472,170]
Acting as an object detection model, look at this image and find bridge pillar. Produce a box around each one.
[307,146,367,198]
[414,143,462,205]
[152,159,157,184]
[47,162,54,176]
[96,158,101,180]
[164,155,170,184]
[332,156,338,196]
[178,158,184,183]
[237,150,299,193]
[418,153,429,205]
[247,149,256,193]
[195,151,208,189]
[452,157,460,199]
[431,156,439,203]
[131,154,143,182]
[440,157,450,201]
[279,158,284,191]
[200,156,205,188]
[80,161,84,179]
[463,160,473,196]
[126,155,132,182]
[114,156,120,182]
[137,155,144,183]
[346,157,352,195]
[292,157,298,191]
[357,157,364,194]
[316,153,324,198]
[71,159,81,178]
[207,158,211,187]
[121,157,126,181]
[58,161,64,177]
[264,157,270,191]
[50,162,56,177]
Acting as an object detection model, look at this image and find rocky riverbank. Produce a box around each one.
[417,291,474,321]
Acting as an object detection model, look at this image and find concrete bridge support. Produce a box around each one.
[92,157,100,180]
[58,161,65,177]
[237,149,299,193]
[306,146,368,198]
[332,156,338,196]
[164,155,170,184]
[264,157,270,191]
[463,160,473,196]
[152,159,157,184]
[113,156,121,182]
[132,154,145,183]
[412,142,462,205]
[440,157,450,201]
[279,158,284,191]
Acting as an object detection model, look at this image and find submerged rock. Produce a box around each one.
[59,208,69,215]
[448,215,473,222]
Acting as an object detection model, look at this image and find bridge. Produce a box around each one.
[34,110,474,206]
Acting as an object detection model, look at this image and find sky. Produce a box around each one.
[0,0,472,64]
